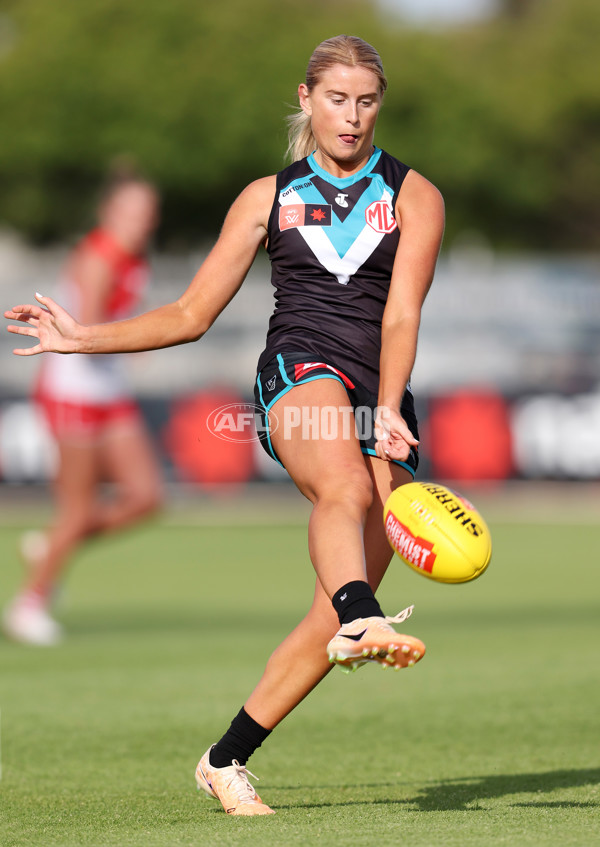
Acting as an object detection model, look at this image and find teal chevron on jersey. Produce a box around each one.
[279,148,394,267]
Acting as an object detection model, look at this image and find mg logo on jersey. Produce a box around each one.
[365,200,397,234]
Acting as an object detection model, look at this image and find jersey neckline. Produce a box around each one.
[307,147,383,188]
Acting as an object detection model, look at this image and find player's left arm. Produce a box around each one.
[375,169,445,461]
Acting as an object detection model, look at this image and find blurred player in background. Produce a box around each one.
[4,37,444,813]
[2,173,163,646]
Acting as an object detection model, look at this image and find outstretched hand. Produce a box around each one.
[4,293,83,356]
[374,406,419,463]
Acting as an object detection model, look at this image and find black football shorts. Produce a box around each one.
[254,350,419,475]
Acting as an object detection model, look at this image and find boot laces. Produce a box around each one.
[384,605,414,625]
[227,760,260,804]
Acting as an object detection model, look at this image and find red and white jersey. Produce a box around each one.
[38,228,149,404]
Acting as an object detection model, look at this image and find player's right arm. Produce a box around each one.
[5,176,276,357]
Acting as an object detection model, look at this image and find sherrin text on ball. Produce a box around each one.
[384,482,492,583]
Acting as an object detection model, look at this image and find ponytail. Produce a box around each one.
[285,110,316,163]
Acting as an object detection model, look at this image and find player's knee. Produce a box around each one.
[320,466,373,516]
[349,472,374,515]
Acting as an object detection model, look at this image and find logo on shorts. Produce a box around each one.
[294,362,355,390]
[266,375,277,392]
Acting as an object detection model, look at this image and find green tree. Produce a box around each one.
[0,0,380,242]
[0,0,598,250]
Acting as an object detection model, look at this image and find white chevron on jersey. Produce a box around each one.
[279,186,394,286]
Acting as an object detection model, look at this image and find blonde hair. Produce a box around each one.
[286,35,388,163]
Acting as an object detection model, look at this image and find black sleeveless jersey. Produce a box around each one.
[257,147,410,394]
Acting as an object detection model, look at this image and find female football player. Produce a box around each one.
[3,175,163,646]
[5,36,444,812]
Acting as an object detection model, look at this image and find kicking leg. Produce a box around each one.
[196,459,423,813]
[242,458,420,729]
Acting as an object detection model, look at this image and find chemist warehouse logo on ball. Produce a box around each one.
[385,512,437,573]
[208,403,278,443]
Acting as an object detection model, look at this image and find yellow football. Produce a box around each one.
[383,481,492,583]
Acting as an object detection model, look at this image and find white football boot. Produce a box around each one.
[195,746,275,816]
[2,594,63,646]
[327,606,425,672]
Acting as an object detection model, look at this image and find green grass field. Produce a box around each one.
[1,490,599,846]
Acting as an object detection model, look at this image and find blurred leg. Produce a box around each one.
[24,437,100,600]
[22,418,161,600]
[91,417,163,533]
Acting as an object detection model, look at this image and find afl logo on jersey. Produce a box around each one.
[279,204,332,231]
[365,200,397,234]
